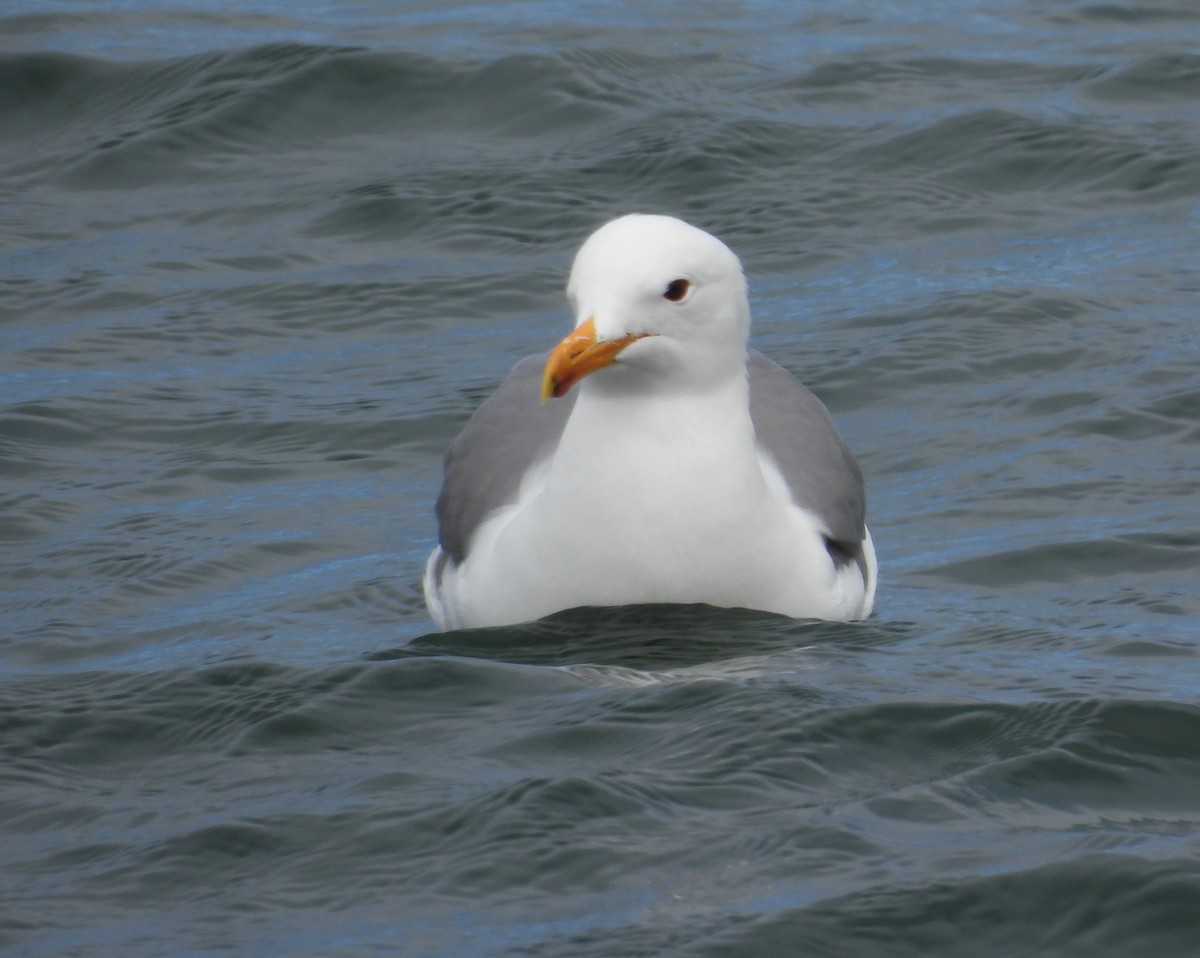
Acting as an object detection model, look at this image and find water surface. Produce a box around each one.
[2,2,1199,955]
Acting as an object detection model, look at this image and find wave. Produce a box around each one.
[2,43,1197,218]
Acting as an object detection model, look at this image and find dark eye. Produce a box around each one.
[663,278,690,302]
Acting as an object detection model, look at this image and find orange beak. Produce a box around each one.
[540,317,648,401]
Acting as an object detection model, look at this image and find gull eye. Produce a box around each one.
[663,278,691,302]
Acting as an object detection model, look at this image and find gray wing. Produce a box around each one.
[747,350,868,569]
[436,355,576,564]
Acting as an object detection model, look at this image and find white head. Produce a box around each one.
[542,214,752,399]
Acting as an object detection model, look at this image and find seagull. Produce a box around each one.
[424,214,876,630]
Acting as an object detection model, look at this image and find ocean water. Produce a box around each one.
[2,1,1199,955]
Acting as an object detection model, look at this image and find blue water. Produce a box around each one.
[2,2,1199,956]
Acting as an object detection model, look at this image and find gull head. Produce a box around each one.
[542,214,752,400]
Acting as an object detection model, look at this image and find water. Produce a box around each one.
[2,2,1199,955]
